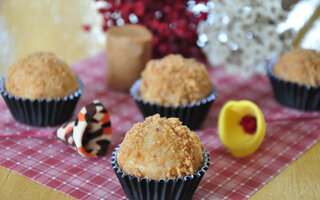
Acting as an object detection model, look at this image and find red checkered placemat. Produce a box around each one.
[0,52,319,200]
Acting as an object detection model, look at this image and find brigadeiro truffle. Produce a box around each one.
[0,52,83,126]
[111,114,210,200]
[267,48,320,111]
[130,54,217,129]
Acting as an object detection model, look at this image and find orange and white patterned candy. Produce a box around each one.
[54,100,112,157]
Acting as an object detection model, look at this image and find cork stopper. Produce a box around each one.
[106,24,152,92]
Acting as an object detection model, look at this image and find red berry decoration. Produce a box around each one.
[239,115,257,135]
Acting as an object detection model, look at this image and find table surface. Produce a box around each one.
[0,0,319,199]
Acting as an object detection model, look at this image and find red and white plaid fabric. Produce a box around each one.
[0,52,319,200]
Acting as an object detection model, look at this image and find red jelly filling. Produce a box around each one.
[239,115,257,134]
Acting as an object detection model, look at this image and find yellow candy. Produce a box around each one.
[218,100,266,158]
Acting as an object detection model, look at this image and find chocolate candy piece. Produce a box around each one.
[54,100,112,157]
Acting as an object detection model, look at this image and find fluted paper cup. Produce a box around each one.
[111,145,210,200]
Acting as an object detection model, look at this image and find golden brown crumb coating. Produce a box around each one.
[5,52,79,100]
[274,48,320,87]
[116,114,204,180]
[140,54,212,107]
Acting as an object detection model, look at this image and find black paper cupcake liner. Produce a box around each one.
[130,79,217,130]
[267,59,320,111]
[111,145,210,200]
[0,75,83,127]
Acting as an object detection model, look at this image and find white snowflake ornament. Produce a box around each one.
[198,0,296,77]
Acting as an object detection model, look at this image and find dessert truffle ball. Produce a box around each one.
[140,54,212,107]
[5,52,79,100]
[274,48,320,87]
[116,114,204,180]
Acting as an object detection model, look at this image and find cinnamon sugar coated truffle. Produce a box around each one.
[140,54,212,106]
[116,114,204,180]
[5,52,79,100]
[274,48,320,87]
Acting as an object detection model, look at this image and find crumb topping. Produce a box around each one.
[5,52,79,100]
[274,48,320,87]
[140,54,212,106]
